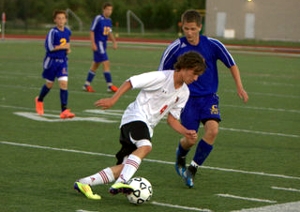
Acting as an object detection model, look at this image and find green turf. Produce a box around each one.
[0,39,299,212]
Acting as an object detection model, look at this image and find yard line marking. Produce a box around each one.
[216,194,277,203]
[222,104,300,114]
[151,201,211,212]
[231,201,300,212]
[219,127,300,138]
[271,186,300,193]
[1,141,300,181]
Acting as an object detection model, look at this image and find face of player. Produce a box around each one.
[182,22,202,45]
[182,69,199,85]
[103,6,113,18]
[54,13,67,30]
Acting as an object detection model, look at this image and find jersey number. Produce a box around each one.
[60,38,67,46]
[103,27,111,36]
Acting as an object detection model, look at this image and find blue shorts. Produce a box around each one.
[93,41,108,63]
[180,94,221,132]
[42,57,68,81]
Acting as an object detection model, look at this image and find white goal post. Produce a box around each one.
[66,8,83,31]
[126,10,144,35]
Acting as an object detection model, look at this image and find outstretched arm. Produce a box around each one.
[230,65,249,103]
[94,80,132,109]
[167,113,198,141]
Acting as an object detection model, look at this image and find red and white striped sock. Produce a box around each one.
[116,154,141,183]
[78,167,115,186]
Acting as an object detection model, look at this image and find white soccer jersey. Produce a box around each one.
[120,70,190,137]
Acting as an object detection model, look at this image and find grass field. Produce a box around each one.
[0,38,299,212]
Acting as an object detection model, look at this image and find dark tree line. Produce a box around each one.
[0,0,205,31]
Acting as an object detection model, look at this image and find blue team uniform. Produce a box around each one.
[159,35,236,131]
[90,14,112,62]
[43,26,71,81]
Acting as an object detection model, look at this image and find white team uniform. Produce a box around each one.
[120,70,190,137]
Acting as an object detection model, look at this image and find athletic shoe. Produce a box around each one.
[74,182,101,200]
[184,165,197,188]
[175,148,186,177]
[107,85,118,92]
[60,109,75,119]
[109,182,134,195]
[83,85,95,92]
[35,97,44,115]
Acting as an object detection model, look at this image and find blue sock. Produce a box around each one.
[86,70,96,84]
[103,71,112,84]
[38,85,50,101]
[60,89,68,111]
[177,142,190,157]
[192,139,213,166]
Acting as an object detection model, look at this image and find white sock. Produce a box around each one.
[116,154,141,183]
[78,167,115,186]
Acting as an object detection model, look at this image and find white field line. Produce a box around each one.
[271,186,300,193]
[216,194,277,203]
[231,201,300,212]
[1,105,299,139]
[151,201,211,212]
[1,141,300,181]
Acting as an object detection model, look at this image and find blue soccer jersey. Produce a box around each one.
[44,26,71,59]
[91,15,112,43]
[159,35,236,96]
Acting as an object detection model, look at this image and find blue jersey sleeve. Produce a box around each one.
[158,39,181,71]
[208,38,235,68]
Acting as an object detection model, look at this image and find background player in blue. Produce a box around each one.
[158,9,249,188]
[35,10,75,119]
[82,2,118,93]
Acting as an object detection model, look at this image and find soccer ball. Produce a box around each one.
[126,177,153,205]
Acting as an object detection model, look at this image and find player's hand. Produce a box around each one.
[91,43,97,51]
[185,130,198,141]
[238,88,249,103]
[112,42,117,50]
[94,98,115,110]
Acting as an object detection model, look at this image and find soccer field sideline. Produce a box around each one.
[1,140,299,212]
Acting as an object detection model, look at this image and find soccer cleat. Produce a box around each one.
[175,148,186,177]
[184,165,197,188]
[74,182,101,200]
[60,109,75,119]
[35,97,44,115]
[83,85,95,92]
[109,182,134,195]
[107,85,118,92]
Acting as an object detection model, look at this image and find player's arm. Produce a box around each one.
[94,80,132,109]
[229,65,249,103]
[158,39,180,71]
[167,113,198,140]
[108,31,117,50]
[90,31,97,51]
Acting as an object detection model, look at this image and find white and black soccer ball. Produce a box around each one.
[126,177,153,205]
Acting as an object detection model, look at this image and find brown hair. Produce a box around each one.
[181,9,202,26]
[102,2,113,9]
[53,10,67,19]
[174,51,206,75]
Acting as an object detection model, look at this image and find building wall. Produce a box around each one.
[205,0,300,41]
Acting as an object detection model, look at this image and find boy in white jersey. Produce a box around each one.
[74,51,206,200]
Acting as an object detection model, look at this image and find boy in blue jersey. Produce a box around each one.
[158,10,249,188]
[82,2,118,93]
[35,10,75,119]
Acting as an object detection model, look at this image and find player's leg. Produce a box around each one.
[185,94,221,188]
[175,97,200,177]
[35,58,55,115]
[57,62,75,119]
[102,60,118,92]
[110,121,152,194]
[83,61,100,92]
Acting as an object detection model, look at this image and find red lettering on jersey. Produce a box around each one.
[160,105,168,114]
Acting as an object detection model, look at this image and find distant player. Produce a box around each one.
[82,2,118,93]
[74,52,206,200]
[35,10,75,119]
[159,9,249,188]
